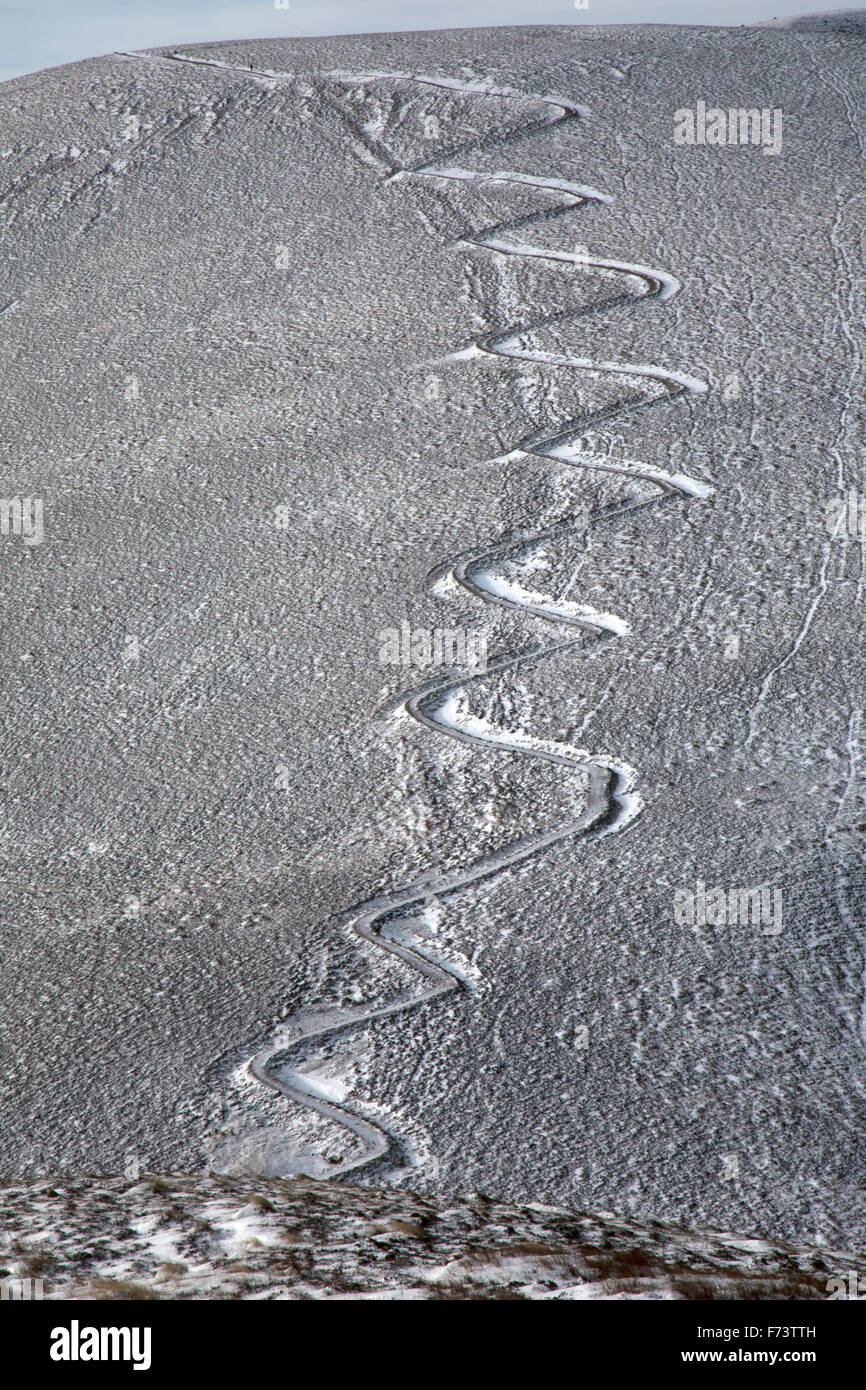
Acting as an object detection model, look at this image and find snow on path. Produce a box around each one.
[232,70,715,1180]
[122,54,714,1180]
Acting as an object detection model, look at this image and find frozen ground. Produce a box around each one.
[3,1172,865,1300]
[1,19,865,1257]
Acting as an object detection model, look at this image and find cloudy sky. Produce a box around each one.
[0,0,813,83]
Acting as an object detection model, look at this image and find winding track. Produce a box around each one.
[132,57,715,1178]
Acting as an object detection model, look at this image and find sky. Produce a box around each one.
[0,0,823,84]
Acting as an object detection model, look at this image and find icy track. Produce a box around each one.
[140,55,715,1179]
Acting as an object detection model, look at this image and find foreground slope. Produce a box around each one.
[3,1173,865,1300]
